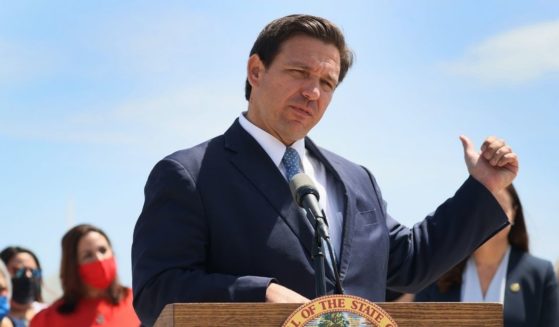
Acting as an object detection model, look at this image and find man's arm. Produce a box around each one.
[384,175,509,292]
[131,158,275,326]
[383,135,518,292]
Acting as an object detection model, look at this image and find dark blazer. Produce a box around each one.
[415,247,559,327]
[132,120,508,326]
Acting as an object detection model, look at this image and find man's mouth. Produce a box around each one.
[290,105,312,117]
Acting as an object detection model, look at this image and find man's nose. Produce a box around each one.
[302,81,320,101]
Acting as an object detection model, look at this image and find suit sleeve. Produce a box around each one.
[131,158,273,326]
[413,283,436,302]
[366,171,509,293]
[539,261,559,327]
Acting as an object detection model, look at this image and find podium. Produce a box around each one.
[154,302,503,326]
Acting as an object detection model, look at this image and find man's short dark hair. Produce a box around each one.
[245,14,354,100]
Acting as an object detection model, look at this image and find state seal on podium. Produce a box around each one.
[282,295,397,327]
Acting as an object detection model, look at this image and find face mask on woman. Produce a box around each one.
[11,269,41,305]
[79,257,117,290]
[0,295,10,320]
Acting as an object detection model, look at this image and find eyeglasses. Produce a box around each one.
[14,267,42,279]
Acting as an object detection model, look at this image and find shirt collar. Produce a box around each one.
[238,112,306,167]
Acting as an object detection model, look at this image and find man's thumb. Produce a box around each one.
[459,135,475,158]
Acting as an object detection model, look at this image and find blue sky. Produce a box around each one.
[1,1,558,297]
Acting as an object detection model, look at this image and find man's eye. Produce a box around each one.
[321,81,334,91]
[290,70,306,77]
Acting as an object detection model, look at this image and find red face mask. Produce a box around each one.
[79,257,117,289]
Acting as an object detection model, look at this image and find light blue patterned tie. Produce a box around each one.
[282,147,302,181]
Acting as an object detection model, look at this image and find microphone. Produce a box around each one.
[288,172,345,295]
[289,173,329,239]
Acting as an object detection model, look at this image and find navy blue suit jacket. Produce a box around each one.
[415,247,559,327]
[132,120,508,326]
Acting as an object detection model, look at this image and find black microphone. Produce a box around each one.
[289,173,329,239]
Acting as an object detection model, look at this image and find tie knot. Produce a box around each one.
[282,147,302,181]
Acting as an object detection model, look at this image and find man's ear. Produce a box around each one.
[247,54,265,87]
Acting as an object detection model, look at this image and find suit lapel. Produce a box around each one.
[305,138,353,280]
[503,248,525,323]
[223,121,315,256]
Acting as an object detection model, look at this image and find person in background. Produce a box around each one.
[30,224,139,327]
[0,247,46,327]
[0,260,14,327]
[415,184,559,327]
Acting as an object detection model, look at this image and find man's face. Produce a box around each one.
[246,35,341,145]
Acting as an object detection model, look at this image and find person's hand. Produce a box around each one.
[460,135,519,194]
[265,283,310,303]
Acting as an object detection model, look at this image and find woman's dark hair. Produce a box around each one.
[245,14,354,100]
[0,246,43,302]
[57,224,128,314]
[436,184,529,292]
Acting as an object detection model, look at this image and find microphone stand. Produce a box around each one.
[290,173,344,297]
[306,209,344,297]
[310,211,327,297]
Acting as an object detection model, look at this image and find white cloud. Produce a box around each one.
[90,9,217,77]
[0,83,245,151]
[443,20,559,84]
[0,8,225,85]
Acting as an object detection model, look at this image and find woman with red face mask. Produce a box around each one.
[30,224,140,327]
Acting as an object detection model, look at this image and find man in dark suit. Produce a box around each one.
[131,14,519,326]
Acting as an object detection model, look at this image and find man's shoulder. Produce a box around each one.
[163,119,243,164]
[163,133,226,164]
[144,134,226,183]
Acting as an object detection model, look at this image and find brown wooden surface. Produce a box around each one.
[154,302,503,327]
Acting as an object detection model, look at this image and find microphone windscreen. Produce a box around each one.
[289,173,320,206]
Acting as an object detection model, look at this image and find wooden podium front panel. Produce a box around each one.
[155,303,299,327]
[155,302,503,327]
[385,302,503,326]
